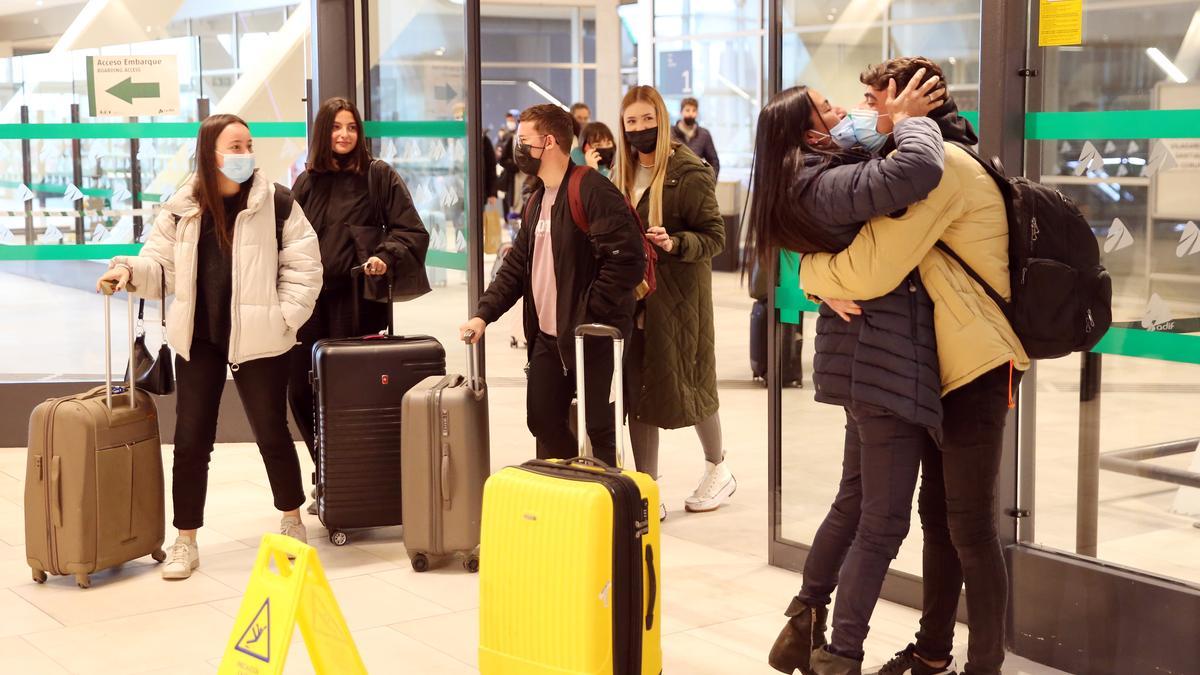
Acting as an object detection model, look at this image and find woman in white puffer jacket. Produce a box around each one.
[97,114,322,581]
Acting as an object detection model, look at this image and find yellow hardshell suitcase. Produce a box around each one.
[479,324,662,675]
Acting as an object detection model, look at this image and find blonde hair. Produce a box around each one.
[615,85,672,229]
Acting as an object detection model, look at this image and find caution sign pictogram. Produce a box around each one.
[218,534,366,675]
[234,598,271,663]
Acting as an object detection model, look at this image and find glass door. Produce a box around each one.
[1010,2,1200,673]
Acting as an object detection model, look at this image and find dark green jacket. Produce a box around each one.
[629,143,725,429]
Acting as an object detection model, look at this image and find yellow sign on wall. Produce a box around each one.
[1039,0,1084,47]
[218,535,366,675]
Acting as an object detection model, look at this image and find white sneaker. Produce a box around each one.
[684,461,737,512]
[162,536,199,580]
[280,515,308,543]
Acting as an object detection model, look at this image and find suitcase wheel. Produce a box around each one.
[463,555,479,574]
[411,553,430,573]
[329,530,348,547]
[151,549,167,563]
[32,569,46,584]
[75,573,91,589]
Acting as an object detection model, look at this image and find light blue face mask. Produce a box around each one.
[217,152,256,184]
[825,116,858,150]
[848,110,888,153]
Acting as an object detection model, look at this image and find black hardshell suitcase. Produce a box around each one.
[750,299,804,387]
[311,268,446,545]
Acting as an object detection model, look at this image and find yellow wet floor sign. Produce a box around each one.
[219,534,366,674]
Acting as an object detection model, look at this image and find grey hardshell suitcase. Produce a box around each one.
[24,292,166,588]
[400,336,490,573]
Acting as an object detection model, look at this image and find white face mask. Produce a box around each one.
[217,151,255,184]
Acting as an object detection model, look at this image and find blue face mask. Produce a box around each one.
[824,116,858,150]
[217,152,255,184]
[849,110,888,153]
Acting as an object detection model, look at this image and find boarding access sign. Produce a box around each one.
[86,55,180,117]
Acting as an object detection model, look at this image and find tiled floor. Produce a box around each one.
[6,268,1191,673]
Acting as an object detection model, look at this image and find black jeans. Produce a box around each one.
[914,365,1020,675]
[527,332,617,466]
[801,405,936,661]
[287,284,388,468]
[173,339,306,530]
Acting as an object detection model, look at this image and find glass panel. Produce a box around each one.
[1026,0,1200,586]
[777,1,984,579]
[369,0,470,377]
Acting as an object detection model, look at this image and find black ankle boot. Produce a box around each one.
[768,597,830,674]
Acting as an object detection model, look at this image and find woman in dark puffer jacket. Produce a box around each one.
[743,69,951,675]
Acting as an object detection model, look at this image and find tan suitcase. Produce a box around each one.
[25,292,166,588]
[400,338,490,572]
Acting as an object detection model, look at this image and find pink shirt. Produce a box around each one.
[531,187,559,336]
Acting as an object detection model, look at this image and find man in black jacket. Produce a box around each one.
[497,109,520,213]
[671,97,720,178]
[461,104,645,466]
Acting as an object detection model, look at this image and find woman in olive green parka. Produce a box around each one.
[616,86,735,518]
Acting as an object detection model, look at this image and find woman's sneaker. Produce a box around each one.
[162,536,199,580]
[684,460,736,512]
[280,516,308,543]
[871,644,957,675]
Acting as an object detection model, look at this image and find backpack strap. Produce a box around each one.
[272,183,293,252]
[934,241,1011,320]
[567,165,590,233]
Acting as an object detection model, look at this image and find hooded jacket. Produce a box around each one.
[113,172,322,365]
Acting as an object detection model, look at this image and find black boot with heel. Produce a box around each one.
[768,597,829,674]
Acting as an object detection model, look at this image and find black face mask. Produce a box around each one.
[682,116,698,128]
[596,147,616,168]
[626,128,659,154]
[514,139,545,176]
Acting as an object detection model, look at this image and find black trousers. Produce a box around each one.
[172,339,305,530]
[914,365,1020,675]
[287,284,388,469]
[527,332,617,467]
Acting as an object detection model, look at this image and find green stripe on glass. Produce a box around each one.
[0,120,465,140]
[364,120,467,138]
[0,244,142,260]
[1026,110,1200,140]
[0,180,161,202]
[0,244,470,271]
[960,111,978,127]
[1091,327,1200,365]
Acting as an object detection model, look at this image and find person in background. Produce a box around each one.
[616,85,729,521]
[498,108,522,214]
[671,96,720,179]
[569,122,618,178]
[96,113,322,581]
[570,102,592,137]
[288,98,431,515]
[460,104,645,467]
[454,102,498,205]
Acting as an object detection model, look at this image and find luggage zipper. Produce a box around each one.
[42,400,63,574]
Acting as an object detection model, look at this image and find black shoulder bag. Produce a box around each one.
[124,266,175,395]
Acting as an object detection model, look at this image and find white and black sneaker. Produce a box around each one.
[870,644,957,675]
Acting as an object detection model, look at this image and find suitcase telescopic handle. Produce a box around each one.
[463,330,481,391]
[100,281,137,412]
[573,324,625,468]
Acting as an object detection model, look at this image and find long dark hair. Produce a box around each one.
[307,97,371,174]
[194,113,251,252]
[742,86,847,273]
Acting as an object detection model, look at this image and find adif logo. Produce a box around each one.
[1074,141,1104,176]
[1103,218,1134,254]
[1177,221,1200,258]
[1141,293,1173,331]
[1144,141,1178,178]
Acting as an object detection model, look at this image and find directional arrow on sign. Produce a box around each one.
[435,84,457,101]
[107,77,161,104]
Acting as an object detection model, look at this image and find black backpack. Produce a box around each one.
[936,144,1112,360]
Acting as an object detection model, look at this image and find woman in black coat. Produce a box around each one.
[287,98,431,509]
